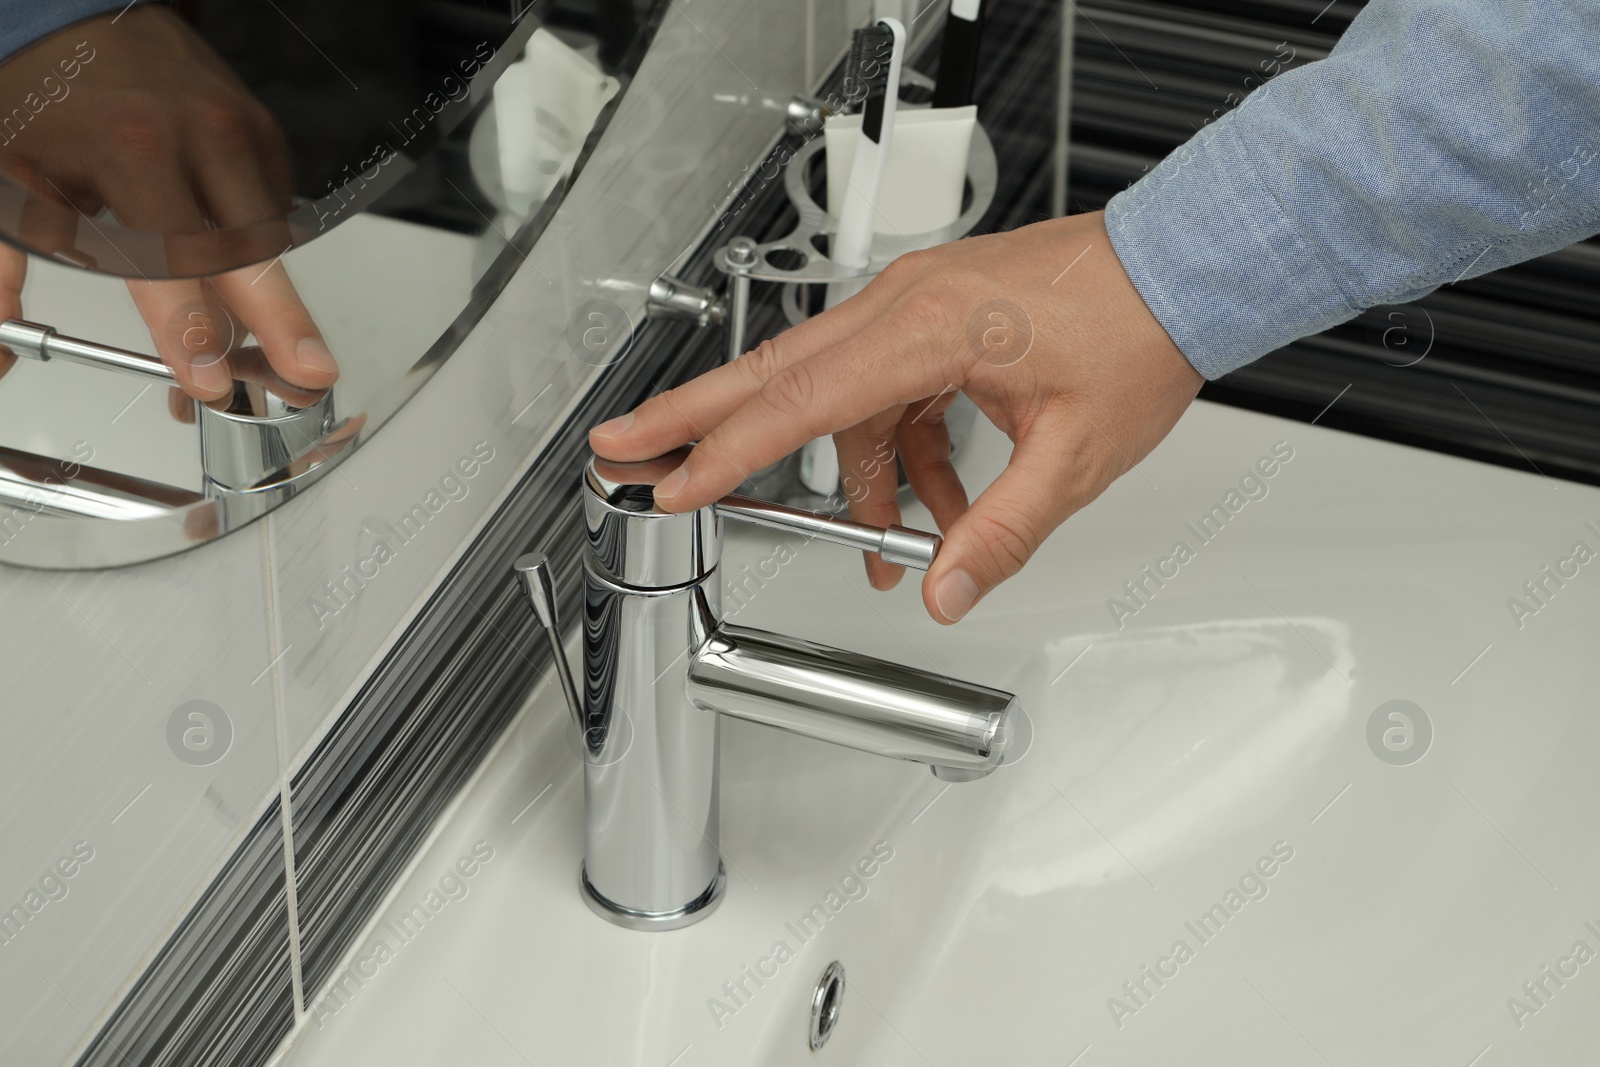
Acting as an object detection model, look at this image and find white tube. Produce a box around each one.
[822,105,977,235]
[801,105,977,497]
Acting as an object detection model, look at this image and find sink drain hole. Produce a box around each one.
[809,961,845,1051]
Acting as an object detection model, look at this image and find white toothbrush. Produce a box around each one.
[801,17,906,497]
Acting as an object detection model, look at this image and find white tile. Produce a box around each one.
[0,526,285,1067]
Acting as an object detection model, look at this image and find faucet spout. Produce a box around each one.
[687,623,1017,780]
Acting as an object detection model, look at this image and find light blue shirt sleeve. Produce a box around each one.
[1104,0,1600,380]
[0,1,148,63]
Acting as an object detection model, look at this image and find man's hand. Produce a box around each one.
[589,211,1203,624]
[0,6,335,401]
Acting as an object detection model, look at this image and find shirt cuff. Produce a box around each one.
[1104,117,1362,381]
[0,1,149,64]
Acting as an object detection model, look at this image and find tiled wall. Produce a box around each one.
[0,2,884,1064]
[0,531,282,1067]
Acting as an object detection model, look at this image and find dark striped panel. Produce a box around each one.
[1048,0,1600,484]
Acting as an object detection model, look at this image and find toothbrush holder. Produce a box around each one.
[713,112,997,356]
[710,105,997,508]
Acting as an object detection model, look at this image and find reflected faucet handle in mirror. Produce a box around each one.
[0,318,177,385]
[0,317,350,492]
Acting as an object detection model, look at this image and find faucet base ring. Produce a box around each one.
[579,863,726,931]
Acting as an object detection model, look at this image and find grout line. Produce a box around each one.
[804,0,815,90]
[276,669,573,1061]
[261,520,308,1022]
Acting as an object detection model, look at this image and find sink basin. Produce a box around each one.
[269,401,1600,1065]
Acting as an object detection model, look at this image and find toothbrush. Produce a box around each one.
[932,0,984,108]
[822,18,904,310]
[802,17,906,497]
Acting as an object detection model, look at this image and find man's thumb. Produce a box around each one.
[921,422,1095,623]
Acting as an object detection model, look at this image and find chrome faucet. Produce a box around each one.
[0,318,343,493]
[515,450,1020,931]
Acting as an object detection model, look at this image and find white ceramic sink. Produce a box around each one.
[269,400,1600,1066]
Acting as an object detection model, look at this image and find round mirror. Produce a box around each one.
[0,0,664,568]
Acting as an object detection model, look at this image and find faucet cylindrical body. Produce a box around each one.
[579,562,725,927]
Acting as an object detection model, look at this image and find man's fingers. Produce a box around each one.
[896,396,969,535]
[100,145,244,400]
[96,150,210,236]
[210,261,338,390]
[192,141,291,234]
[126,278,233,400]
[184,89,294,231]
[0,242,25,382]
[168,385,196,423]
[651,307,959,511]
[922,410,1102,624]
[589,340,793,461]
[835,411,906,590]
[14,185,87,265]
[589,262,911,459]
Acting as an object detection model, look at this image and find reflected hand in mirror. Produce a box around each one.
[0,5,338,401]
[166,344,341,424]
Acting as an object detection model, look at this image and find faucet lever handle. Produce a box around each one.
[714,494,941,570]
[514,552,585,731]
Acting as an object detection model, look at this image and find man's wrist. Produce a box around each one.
[0,0,151,64]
